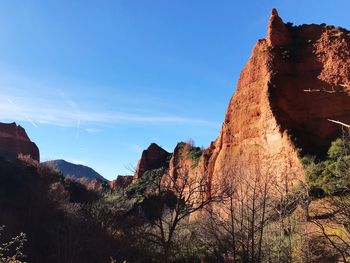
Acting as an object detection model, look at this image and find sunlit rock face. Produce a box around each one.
[134,9,350,194]
[0,122,40,161]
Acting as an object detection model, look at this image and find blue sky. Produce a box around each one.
[1,1,350,180]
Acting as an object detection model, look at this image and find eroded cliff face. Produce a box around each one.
[204,9,303,190]
[135,9,350,194]
[206,9,350,191]
[0,122,40,162]
[268,15,350,155]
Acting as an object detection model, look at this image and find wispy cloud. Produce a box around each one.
[1,94,219,128]
[58,90,82,138]
[85,128,101,133]
[5,96,38,127]
[76,119,81,139]
[0,70,219,129]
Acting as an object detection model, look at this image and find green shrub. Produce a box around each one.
[177,142,203,168]
[188,146,203,167]
[328,138,344,159]
[303,136,350,196]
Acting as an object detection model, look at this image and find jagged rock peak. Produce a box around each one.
[0,122,30,141]
[267,8,290,46]
[148,143,165,151]
[133,143,171,181]
[271,8,278,16]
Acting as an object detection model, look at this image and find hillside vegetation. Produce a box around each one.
[1,133,350,262]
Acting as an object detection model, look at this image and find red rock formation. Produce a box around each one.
[134,143,171,181]
[134,9,350,194]
[109,175,133,190]
[267,8,291,46]
[0,122,40,161]
[87,178,108,191]
[163,142,203,182]
[269,18,350,154]
[204,8,350,190]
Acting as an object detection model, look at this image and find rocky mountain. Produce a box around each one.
[0,122,40,161]
[42,159,107,182]
[134,9,350,193]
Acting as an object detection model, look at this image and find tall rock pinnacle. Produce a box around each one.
[267,8,290,46]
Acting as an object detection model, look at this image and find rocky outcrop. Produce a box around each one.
[163,142,203,182]
[134,9,350,194]
[204,9,350,190]
[268,16,350,154]
[267,8,291,46]
[87,178,107,191]
[134,143,171,181]
[108,175,133,190]
[0,122,40,161]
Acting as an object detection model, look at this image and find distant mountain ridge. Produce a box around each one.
[42,159,107,182]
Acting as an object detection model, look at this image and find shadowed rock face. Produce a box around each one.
[268,16,350,155]
[134,143,171,181]
[134,9,350,193]
[0,122,40,161]
[108,175,133,190]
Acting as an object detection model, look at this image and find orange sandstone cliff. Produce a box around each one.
[134,9,350,193]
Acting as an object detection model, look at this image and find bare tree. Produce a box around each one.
[203,160,278,263]
[202,143,310,263]
[136,168,224,263]
[307,130,350,262]
[311,196,350,262]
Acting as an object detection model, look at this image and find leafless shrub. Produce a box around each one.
[0,225,27,263]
